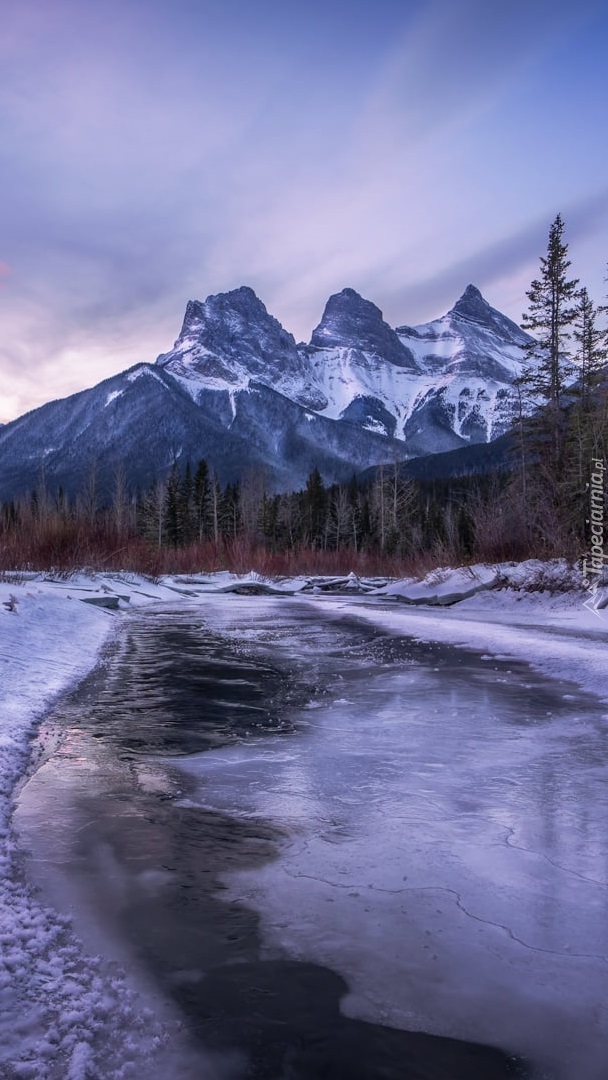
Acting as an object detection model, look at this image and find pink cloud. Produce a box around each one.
[0,260,10,288]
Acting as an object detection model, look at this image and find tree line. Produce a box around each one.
[0,456,520,576]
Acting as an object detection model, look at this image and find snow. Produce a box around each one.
[300,350,520,442]
[125,366,166,388]
[0,573,217,1079]
[359,560,608,702]
[377,563,498,603]
[1,561,607,1076]
[403,314,528,380]
[307,346,423,430]
[104,390,123,407]
[168,358,251,402]
[125,366,148,382]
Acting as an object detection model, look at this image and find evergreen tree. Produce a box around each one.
[165,464,183,547]
[559,283,608,548]
[239,467,268,542]
[111,465,129,538]
[573,287,606,410]
[596,261,608,410]
[193,459,211,542]
[181,462,195,544]
[221,482,241,540]
[457,501,475,555]
[346,475,363,553]
[301,468,327,548]
[209,471,222,546]
[260,492,280,547]
[519,213,579,470]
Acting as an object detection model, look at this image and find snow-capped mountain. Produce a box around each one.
[0,284,532,501]
[394,284,531,450]
[156,286,328,411]
[156,282,531,457]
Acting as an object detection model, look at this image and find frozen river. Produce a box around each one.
[15,594,608,1079]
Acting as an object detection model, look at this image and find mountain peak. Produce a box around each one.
[177,285,267,339]
[155,286,318,400]
[450,284,490,321]
[158,285,298,363]
[448,284,531,346]
[310,288,418,370]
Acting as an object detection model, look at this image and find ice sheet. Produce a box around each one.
[175,593,608,1080]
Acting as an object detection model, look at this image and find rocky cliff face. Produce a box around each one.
[156,286,327,410]
[310,288,418,370]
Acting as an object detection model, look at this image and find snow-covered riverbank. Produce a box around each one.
[0,574,197,1079]
[1,562,607,1077]
[333,577,608,707]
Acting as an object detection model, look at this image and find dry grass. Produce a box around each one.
[0,495,559,579]
[0,518,473,580]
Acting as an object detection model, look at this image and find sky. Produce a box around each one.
[1,0,607,422]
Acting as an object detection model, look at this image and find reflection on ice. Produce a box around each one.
[173,598,608,1080]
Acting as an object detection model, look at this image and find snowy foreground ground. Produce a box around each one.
[1,561,607,1078]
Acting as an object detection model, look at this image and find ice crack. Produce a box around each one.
[501,825,607,889]
[285,871,608,964]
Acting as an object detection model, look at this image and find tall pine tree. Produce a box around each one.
[573,286,606,410]
[560,286,607,546]
[519,213,579,471]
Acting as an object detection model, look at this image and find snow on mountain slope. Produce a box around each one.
[301,285,531,444]
[0,282,534,501]
[306,287,531,442]
[399,285,531,378]
[394,286,532,448]
[299,351,514,445]
[157,283,532,449]
[0,358,407,501]
[156,286,328,411]
[0,361,265,500]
